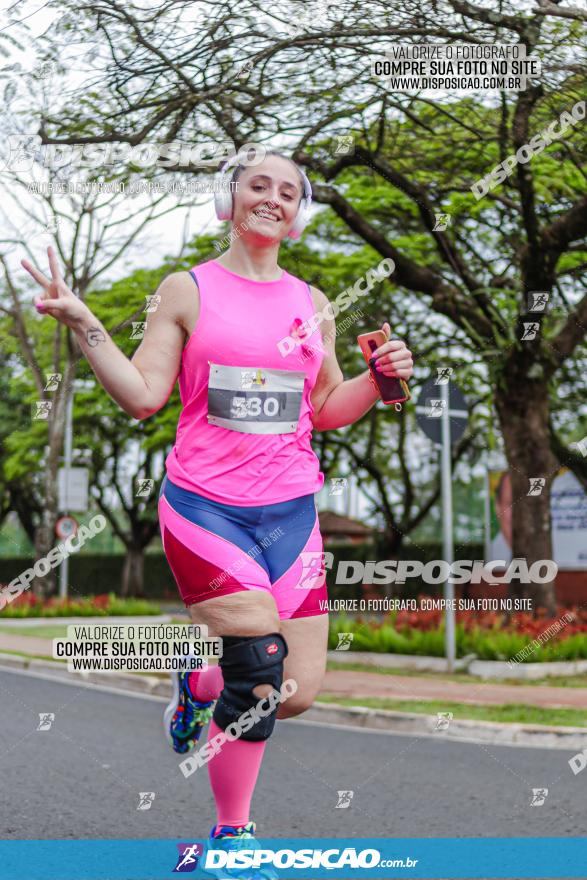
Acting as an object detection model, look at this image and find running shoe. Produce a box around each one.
[206,822,278,880]
[163,668,215,754]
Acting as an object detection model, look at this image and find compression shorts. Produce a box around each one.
[158,475,328,619]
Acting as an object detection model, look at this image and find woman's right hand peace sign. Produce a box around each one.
[22,246,91,329]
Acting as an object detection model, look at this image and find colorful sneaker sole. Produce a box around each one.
[163,668,214,754]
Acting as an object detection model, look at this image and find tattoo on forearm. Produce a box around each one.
[86,326,106,347]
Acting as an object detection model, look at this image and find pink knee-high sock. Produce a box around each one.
[206,719,267,829]
[188,665,224,702]
[188,665,267,827]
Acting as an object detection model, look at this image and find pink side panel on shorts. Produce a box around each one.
[158,495,270,606]
[271,512,328,619]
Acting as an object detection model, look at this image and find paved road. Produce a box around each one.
[0,668,584,843]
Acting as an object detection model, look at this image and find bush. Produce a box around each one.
[328,608,587,661]
[394,605,587,638]
[0,554,178,599]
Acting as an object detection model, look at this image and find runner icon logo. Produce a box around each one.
[435,712,453,731]
[137,792,156,811]
[298,550,332,590]
[530,788,548,806]
[335,791,354,809]
[37,713,55,731]
[173,843,203,873]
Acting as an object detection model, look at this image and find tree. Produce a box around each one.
[0,177,182,597]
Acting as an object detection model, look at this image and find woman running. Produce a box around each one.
[23,150,413,873]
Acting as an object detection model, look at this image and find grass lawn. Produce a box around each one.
[0,648,59,663]
[0,646,585,727]
[0,624,70,639]
[316,694,587,728]
[326,660,587,689]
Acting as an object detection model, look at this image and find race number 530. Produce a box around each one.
[231,396,280,418]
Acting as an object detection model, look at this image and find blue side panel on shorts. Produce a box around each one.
[254,496,316,584]
[161,475,267,566]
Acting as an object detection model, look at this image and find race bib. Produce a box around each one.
[207,364,305,434]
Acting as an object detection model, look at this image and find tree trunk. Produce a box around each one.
[121,545,145,598]
[32,369,73,599]
[495,379,558,616]
[32,462,59,600]
[376,527,403,600]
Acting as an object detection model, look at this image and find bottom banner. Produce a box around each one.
[1,837,586,879]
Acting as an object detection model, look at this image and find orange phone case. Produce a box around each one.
[357,330,411,405]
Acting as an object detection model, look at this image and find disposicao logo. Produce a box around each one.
[173,842,203,872]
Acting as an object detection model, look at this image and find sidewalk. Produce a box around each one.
[322,669,587,710]
[0,632,55,657]
[1,631,585,710]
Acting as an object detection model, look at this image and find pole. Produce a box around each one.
[59,389,74,599]
[345,476,351,517]
[440,381,456,672]
[483,468,492,563]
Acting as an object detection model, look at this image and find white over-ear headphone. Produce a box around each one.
[214,152,313,240]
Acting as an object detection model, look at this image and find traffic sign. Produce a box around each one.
[415,377,469,445]
[58,467,89,511]
[55,515,78,540]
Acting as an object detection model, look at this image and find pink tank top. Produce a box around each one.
[164,258,326,505]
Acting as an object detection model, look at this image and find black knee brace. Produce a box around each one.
[213,632,288,741]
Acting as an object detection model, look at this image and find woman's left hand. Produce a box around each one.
[370,322,414,380]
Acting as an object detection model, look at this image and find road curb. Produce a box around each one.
[0,652,170,697]
[1,653,584,750]
[308,702,587,750]
[327,650,587,679]
[327,651,473,673]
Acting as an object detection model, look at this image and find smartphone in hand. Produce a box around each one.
[357,330,411,406]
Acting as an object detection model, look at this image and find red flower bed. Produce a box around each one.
[0,591,159,617]
[4,592,112,612]
[395,603,587,639]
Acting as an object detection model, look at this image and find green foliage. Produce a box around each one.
[328,615,587,661]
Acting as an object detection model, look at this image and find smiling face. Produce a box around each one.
[231,154,304,243]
